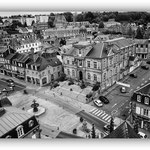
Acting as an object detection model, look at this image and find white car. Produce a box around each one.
[138,131,147,138]
[93,99,103,107]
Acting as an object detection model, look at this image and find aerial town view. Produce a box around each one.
[0,11,150,139]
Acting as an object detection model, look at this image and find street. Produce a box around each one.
[90,66,150,120]
[0,78,25,96]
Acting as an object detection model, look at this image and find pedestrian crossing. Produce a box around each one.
[89,108,112,124]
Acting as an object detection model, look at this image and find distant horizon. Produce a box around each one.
[0,11,82,17]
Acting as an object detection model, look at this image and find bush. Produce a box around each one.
[73,128,77,134]
[92,82,100,91]
[80,117,84,122]
[68,78,74,85]
[80,81,86,89]
[86,92,93,98]
[23,90,28,94]
[58,73,66,82]
[53,82,60,88]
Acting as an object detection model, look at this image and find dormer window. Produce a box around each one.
[16,125,24,138]
[79,49,82,55]
[137,95,141,102]
[144,97,149,105]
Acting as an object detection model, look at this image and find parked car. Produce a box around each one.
[93,99,103,107]
[141,65,149,70]
[138,131,147,138]
[103,124,110,132]
[68,80,74,86]
[99,96,109,104]
[6,79,14,83]
[120,87,126,93]
[129,73,137,78]
[7,82,15,87]
[146,61,150,64]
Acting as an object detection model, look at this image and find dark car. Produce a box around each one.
[6,79,14,83]
[146,61,150,64]
[129,73,137,78]
[99,96,109,104]
[141,65,149,70]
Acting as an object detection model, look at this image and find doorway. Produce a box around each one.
[79,71,83,80]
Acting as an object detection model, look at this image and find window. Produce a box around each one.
[137,95,141,102]
[146,45,148,48]
[79,60,82,67]
[67,69,70,75]
[94,62,97,69]
[87,73,91,80]
[136,107,140,115]
[79,49,81,55]
[103,73,106,80]
[93,74,97,81]
[141,45,143,48]
[16,125,24,138]
[29,120,34,128]
[67,60,69,64]
[144,109,149,116]
[144,97,149,105]
[87,61,90,68]
[72,70,75,77]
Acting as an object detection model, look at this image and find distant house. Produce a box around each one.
[0,107,39,138]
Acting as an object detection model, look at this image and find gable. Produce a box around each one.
[108,48,114,56]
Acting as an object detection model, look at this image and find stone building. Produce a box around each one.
[62,37,138,91]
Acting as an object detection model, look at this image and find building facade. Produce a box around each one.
[131,82,150,131]
[62,37,138,91]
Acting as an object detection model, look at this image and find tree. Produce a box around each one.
[110,117,114,133]
[98,21,104,28]
[84,12,94,23]
[136,26,144,39]
[24,21,27,27]
[48,17,55,28]
[63,12,73,22]
[91,124,96,138]
[76,13,84,22]
[127,25,134,37]
[31,20,35,26]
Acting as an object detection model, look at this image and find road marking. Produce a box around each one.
[112,103,117,108]
[92,109,99,114]
[105,115,111,121]
[100,113,106,117]
[102,114,109,119]
[97,111,103,116]
[95,110,101,115]
[107,118,111,123]
[90,108,96,112]
[129,89,133,93]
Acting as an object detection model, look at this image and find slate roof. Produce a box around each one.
[86,42,104,59]
[0,97,12,107]
[104,121,140,138]
[135,82,150,95]
[0,107,33,137]
[5,53,16,60]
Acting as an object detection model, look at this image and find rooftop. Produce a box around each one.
[104,121,140,138]
[135,82,150,95]
[0,107,33,137]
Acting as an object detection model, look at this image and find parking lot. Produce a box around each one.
[0,78,25,97]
